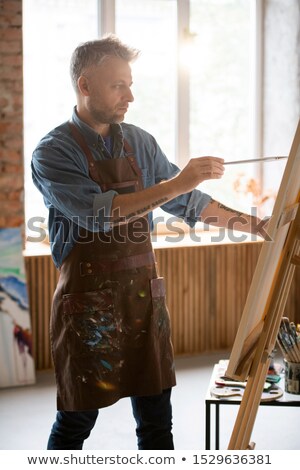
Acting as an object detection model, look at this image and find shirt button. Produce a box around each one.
[87,269,93,274]
[86,263,91,267]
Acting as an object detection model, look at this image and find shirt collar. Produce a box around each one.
[71,106,125,157]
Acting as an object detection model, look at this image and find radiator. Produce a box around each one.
[25,242,299,370]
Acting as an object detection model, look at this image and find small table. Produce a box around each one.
[205,360,300,450]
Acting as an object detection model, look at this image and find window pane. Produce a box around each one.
[115,0,177,162]
[23,0,98,233]
[189,0,255,212]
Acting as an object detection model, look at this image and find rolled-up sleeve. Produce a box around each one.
[32,143,118,233]
[160,189,212,227]
[93,191,119,231]
[184,189,212,225]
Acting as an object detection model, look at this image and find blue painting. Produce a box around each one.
[0,228,35,387]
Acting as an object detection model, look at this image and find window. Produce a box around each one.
[23,0,98,230]
[116,0,177,161]
[24,0,292,244]
[189,0,253,210]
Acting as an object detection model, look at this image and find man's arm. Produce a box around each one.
[200,199,270,239]
[109,155,269,239]
[110,156,224,223]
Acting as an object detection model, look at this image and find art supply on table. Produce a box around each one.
[213,368,283,401]
[266,360,282,383]
[277,317,300,363]
[223,156,288,166]
[212,359,283,402]
[277,317,300,394]
[210,385,283,402]
[284,361,300,394]
[215,377,274,391]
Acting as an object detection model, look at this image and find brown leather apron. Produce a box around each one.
[50,124,176,411]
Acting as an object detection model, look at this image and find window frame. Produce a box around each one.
[99,0,263,173]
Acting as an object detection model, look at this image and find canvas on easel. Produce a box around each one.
[0,227,35,387]
[225,118,300,449]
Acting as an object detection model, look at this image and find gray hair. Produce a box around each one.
[70,34,140,91]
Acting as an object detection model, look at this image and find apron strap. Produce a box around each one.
[127,155,143,180]
[68,121,99,181]
[68,121,137,180]
[123,140,134,156]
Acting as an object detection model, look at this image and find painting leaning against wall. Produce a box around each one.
[0,228,35,387]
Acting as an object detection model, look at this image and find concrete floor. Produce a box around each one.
[0,351,299,450]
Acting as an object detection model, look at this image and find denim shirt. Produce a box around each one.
[31,108,212,268]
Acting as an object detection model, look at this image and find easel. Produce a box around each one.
[226,120,300,450]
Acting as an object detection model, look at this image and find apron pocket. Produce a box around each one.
[62,285,120,357]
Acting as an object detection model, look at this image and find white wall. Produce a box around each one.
[263,0,300,190]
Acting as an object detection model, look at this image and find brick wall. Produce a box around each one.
[0,0,24,228]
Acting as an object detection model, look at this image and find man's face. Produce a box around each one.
[82,56,134,125]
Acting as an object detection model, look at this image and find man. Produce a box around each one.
[32,35,267,450]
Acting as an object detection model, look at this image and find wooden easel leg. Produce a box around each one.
[228,357,271,449]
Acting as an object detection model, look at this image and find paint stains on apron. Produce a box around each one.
[50,124,176,410]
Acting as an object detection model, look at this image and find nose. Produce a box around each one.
[125,87,134,103]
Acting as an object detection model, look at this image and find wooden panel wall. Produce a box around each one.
[24,254,59,370]
[25,242,300,370]
[155,242,262,355]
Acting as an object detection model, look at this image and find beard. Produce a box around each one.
[88,101,125,125]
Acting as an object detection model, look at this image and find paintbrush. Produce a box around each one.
[278,318,300,363]
[224,156,288,166]
[285,319,300,361]
[280,318,298,362]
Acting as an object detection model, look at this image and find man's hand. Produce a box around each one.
[175,157,225,194]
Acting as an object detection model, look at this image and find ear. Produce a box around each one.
[77,75,90,96]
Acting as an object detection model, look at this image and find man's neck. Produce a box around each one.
[76,106,110,137]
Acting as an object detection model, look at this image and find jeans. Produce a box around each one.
[47,388,174,450]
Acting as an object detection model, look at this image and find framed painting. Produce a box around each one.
[0,228,35,387]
